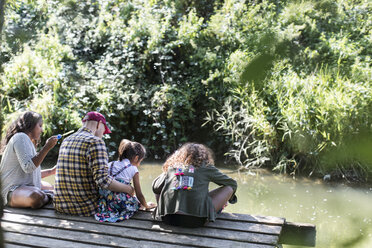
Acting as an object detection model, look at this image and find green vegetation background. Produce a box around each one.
[1,0,371,181]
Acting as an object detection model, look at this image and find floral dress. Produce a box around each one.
[94,163,139,222]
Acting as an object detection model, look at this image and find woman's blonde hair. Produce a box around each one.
[162,143,215,172]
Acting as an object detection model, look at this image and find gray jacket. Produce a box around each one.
[152,164,237,222]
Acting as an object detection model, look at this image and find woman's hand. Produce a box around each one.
[32,136,58,168]
[45,136,58,150]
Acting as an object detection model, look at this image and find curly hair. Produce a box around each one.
[1,111,42,151]
[117,139,146,162]
[162,143,215,172]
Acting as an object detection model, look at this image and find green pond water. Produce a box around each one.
[43,163,372,248]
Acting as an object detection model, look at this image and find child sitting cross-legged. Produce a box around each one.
[95,139,156,222]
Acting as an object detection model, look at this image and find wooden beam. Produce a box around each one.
[279,221,316,247]
[4,231,104,248]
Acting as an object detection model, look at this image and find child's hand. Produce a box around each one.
[140,202,156,211]
[146,202,157,210]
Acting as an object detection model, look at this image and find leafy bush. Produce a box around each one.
[1,0,371,179]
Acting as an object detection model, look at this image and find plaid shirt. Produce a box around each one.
[54,127,113,216]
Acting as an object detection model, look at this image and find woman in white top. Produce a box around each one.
[0,111,58,208]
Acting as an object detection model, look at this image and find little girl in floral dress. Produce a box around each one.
[95,139,156,222]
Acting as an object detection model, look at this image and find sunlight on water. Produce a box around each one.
[43,162,372,248]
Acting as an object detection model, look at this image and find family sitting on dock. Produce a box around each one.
[0,110,237,227]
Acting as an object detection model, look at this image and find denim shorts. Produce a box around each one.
[6,186,54,205]
[6,185,21,205]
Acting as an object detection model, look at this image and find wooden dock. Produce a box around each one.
[1,204,315,247]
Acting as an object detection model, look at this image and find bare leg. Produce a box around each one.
[9,186,49,209]
[209,186,234,213]
[154,193,160,203]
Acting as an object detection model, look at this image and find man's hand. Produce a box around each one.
[107,180,135,195]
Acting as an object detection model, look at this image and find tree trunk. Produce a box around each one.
[0,0,6,35]
[0,2,5,248]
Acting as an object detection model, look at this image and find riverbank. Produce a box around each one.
[232,163,372,188]
[40,156,372,187]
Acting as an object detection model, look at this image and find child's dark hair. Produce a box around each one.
[118,139,146,162]
[163,143,215,172]
[1,111,42,152]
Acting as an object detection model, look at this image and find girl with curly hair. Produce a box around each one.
[152,143,237,227]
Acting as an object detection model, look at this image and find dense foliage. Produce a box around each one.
[1,0,371,180]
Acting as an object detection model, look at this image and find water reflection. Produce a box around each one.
[43,162,372,248]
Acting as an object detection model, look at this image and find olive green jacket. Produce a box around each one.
[152,164,237,222]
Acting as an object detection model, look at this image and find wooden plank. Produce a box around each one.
[5,207,281,238]
[208,219,282,234]
[217,212,284,225]
[4,244,29,248]
[3,222,187,248]
[130,211,282,234]
[2,212,276,248]
[43,204,285,225]
[4,231,106,248]
[3,242,34,248]
[3,204,317,247]
[3,212,276,248]
[5,207,282,235]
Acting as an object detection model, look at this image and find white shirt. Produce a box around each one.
[108,158,138,184]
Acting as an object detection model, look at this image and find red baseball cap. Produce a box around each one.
[82,111,111,134]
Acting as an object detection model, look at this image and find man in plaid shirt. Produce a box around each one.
[54,111,134,216]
